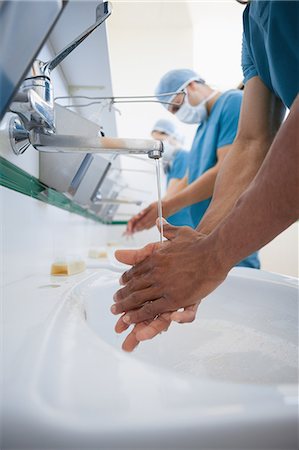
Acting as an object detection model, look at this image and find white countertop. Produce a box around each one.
[2,264,298,449]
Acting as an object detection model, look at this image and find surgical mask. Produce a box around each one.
[162,140,177,161]
[175,90,218,125]
[162,140,177,173]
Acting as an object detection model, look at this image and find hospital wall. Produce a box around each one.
[0,43,108,286]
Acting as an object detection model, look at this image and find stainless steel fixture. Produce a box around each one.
[0,0,66,121]
[9,2,112,139]
[8,1,163,161]
[29,132,163,159]
[39,104,114,200]
[93,195,142,207]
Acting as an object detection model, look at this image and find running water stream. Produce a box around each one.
[155,159,164,243]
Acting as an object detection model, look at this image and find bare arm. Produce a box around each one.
[163,175,188,200]
[163,146,230,216]
[198,76,286,235]
[211,93,299,269]
[125,174,187,234]
[125,149,227,233]
[113,94,299,328]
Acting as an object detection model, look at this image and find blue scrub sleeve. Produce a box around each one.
[217,94,242,149]
[241,32,258,84]
[169,151,188,180]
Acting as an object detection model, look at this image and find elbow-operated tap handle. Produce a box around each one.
[41,1,112,77]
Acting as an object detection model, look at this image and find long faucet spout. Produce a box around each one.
[28,130,163,159]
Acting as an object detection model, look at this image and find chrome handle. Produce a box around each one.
[41,2,112,76]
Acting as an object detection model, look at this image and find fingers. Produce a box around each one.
[127,215,141,234]
[115,242,157,266]
[114,276,152,302]
[135,313,172,341]
[127,204,156,234]
[134,207,157,232]
[126,219,134,235]
[112,287,162,315]
[171,302,201,323]
[121,324,141,352]
[121,297,174,325]
[119,249,159,285]
[156,218,179,241]
[114,314,130,333]
[125,207,150,235]
[119,314,172,352]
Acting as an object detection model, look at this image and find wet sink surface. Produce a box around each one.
[83,269,298,386]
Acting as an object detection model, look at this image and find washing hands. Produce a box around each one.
[114,303,201,352]
[125,201,170,235]
[111,219,230,352]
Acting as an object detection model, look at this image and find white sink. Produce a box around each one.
[85,268,298,386]
[3,268,298,449]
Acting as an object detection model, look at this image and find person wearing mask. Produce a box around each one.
[127,69,260,269]
[112,1,298,352]
[149,119,193,227]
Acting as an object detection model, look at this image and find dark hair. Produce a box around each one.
[236,0,250,4]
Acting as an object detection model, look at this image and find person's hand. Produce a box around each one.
[114,302,201,352]
[125,202,159,235]
[111,219,230,325]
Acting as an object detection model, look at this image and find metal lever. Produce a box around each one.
[39,2,112,77]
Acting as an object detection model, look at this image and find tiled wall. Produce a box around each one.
[0,186,108,285]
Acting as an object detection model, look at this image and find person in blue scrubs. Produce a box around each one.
[150,119,193,227]
[127,69,260,269]
[113,1,299,352]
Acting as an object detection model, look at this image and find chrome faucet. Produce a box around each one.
[8,1,163,161]
[9,2,112,138]
[28,131,163,159]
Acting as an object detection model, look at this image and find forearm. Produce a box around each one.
[163,176,187,200]
[164,167,218,216]
[209,96,299,270]
[198,77,285,235]
[197,138,271,234]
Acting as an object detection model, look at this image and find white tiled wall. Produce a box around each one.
[0,186,108,286]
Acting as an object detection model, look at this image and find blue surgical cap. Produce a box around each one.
[151,119,177,136]
[155,69,205,108]
[151,119,184,144]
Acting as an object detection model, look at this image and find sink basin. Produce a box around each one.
[84,268,298,386]
[3,267,298,449]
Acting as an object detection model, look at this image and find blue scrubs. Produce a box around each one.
[242,0,299,108]
[166,150,194,227]
[188,91,260,269]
